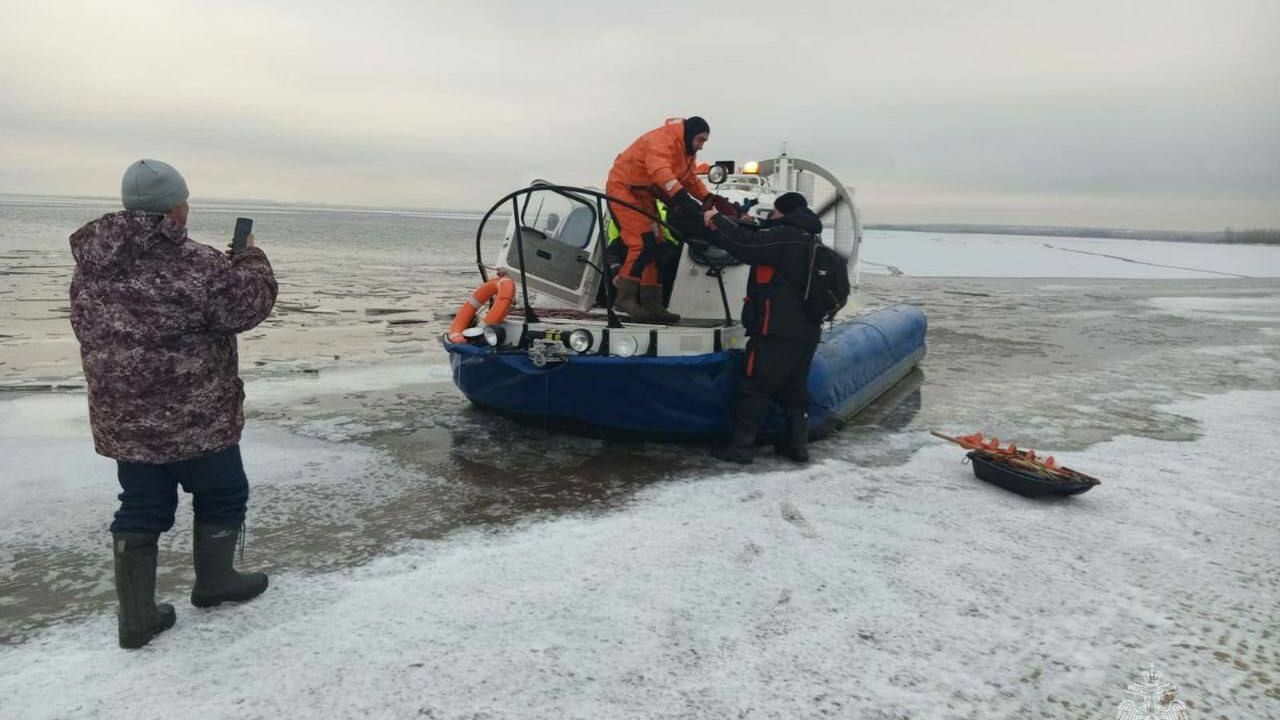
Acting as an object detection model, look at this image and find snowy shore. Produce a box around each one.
[1,389,1276,719]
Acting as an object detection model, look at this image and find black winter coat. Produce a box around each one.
[709,207,824,344]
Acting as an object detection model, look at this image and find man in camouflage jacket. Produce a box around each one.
[70,159,276,648]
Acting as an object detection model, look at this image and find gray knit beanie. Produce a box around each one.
[121,159,189,213]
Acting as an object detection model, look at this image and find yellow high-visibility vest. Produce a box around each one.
[607,200,677,245]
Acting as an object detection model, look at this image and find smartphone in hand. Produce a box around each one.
[231,217,254,254]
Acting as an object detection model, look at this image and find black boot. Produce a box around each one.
[713,395,768,464]
[113,532,176,649]
[776,413,810,463]
[716,435,752,461]
[191,522,269,608]
[712,431,756,464]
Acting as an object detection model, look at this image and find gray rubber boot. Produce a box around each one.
[613,278,655,321]
[638,286,681,324]
[191,522,269,608]
[113,532,176,649]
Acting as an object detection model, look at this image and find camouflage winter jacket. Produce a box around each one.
[69,211,277,463]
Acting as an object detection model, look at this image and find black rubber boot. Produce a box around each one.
[714,388,772,464]
[191,522,268,608]
[113,532,176,649]
[713,403,765,465]
[776,413,810,463]
[712,441,755,464]
[638,286,681,324]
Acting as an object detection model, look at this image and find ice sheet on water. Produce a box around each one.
[1144,294,1280,322]
[1,390,1275,719]
[247,363,453,406]
[860,231,1280,278]
[0,422,412,552]
[0,396,426,639]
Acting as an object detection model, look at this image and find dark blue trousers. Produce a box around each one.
[111,445,250,534]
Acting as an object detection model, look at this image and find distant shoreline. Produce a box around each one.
[864,223,1280,245]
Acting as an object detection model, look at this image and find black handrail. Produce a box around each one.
[467,183,753,333]
[470,184,686,322]
[534,186,629,328]
[509,196,539,324]
[594,195,622,328]
[707,267,734,327]
[574,254,623,329]
[473,185,677,275]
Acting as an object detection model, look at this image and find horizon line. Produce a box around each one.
[2,191,1272,236]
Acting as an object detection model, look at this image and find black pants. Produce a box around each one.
[731,335,818,441]
[111,445,250,534]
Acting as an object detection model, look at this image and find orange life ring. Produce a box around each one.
[448,275,516,343]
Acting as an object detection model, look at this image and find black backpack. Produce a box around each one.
[799,241,851,322]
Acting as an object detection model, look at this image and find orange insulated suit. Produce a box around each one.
[606,118,710,287]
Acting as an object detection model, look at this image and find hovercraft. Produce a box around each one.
[440,153,927,442]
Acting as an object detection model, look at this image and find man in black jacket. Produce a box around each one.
[702,192,823,464]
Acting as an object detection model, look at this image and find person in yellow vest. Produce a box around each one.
[603,200,680,303]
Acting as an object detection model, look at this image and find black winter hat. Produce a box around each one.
[683,116,710,153]
[774,192,808,215]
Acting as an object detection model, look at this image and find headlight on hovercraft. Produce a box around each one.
[612,334,638,358]
[482,324,506,347]
[568,329,594,353]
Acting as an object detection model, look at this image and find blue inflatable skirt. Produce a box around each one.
[444,304,926,441]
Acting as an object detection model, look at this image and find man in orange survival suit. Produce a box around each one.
[605,116,738,322]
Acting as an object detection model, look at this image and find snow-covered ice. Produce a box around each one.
[860,231,1280,279]
[1,391,1276,719]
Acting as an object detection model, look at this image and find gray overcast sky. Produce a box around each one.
[2,0,1277,230]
